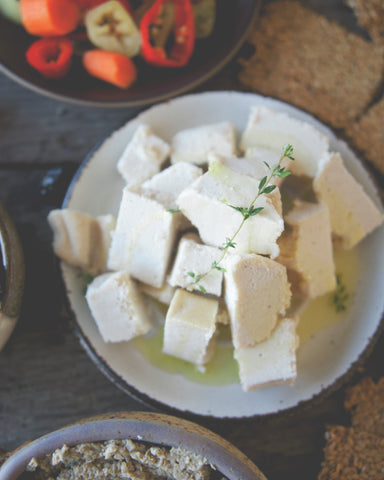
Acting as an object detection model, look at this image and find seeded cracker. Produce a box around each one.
[318,425,384,480]
[238,1,384,129]
[344,376,384,437]
[345,0,384,44]
[345,96,384,175]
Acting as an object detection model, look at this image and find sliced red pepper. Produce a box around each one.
[140,0,195,68]
[26,37,73,79]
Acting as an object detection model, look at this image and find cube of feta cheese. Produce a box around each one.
[94,214,116,273]
[140,162,203,230]
[208,153,283,216]
[169,235,223,296]
[224,254,291,348]
[171,122,237,165]
[163,289,218,366]
[48,209,106,275]
[85,271,153,343]
[313,152,384,248]
[234,317,299,392]
[139,276,175,305]
[245,146,290,188]
[107,188,178,288]
[240,106,330,177]
[277,200,336,298]
[177,161,284,258]
[117,124,170,189]
[216,299,230,325]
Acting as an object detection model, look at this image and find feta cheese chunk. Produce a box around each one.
[107,188,178,288]
[48,209,108,275]
[177,161,284,258]
[277,200,336,298]
[86,271,153,343]
[139,276,175,305]
[163,289,218,365]
[169,235,223,296]
[208,153,283,215]
[140,162,203,230]
[95,214,116,273]
[313,152,384,248]
[224,254,291,348]
[117,124,170,188]
[171,122,237,165]
[240,106,330,177]
[234,317,299,392]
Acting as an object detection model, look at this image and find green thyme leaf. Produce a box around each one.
[262,185,276,194]
[278,170,292,178]
[258,176,268,193]
[332,275,349,312]
[167,208,181,214]
[248,206,264,216]
[212,261,226,273]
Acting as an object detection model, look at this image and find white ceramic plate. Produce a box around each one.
[62,91,384,418]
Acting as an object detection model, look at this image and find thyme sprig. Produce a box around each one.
[187,144,295,292]
[332,274,349,312]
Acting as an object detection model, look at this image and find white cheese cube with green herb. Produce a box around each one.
[48,209,107,276]
[169,235,223,296]
[140,162,203,230]
[277,200,336,298]
[163,289,218,366]
[107,188,178,288]
[234,317,299,391]
[117,124,170,189]
[86,271,153,343]
[313,152,384,248]
[177,161,284,258]
[245,147,290,188]
[224,253,291,348]
[208,153,283,216]
[171,122,237,166]
[240,106,330,177]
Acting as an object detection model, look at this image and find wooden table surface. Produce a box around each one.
[1,2,384,479]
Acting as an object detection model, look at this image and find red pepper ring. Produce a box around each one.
[140,0,195,68]
[26,37,74,79]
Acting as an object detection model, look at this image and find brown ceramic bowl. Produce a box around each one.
[0,203,24,351]
[0,411,267,480]
[0,1,260,108]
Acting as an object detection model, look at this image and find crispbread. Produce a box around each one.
[345,96,384,175]
[345,0,384,44]
[318,425,384,480]
[238,0,384,129]
[344,376,384,437]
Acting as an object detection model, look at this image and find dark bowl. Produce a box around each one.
[0,1,260,108]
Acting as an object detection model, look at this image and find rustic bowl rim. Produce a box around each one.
[0,411,267,480]
[0,202,24,351]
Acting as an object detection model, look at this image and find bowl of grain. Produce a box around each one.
[0,411,267,480]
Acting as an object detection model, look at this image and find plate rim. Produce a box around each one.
[60,90,384,420]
